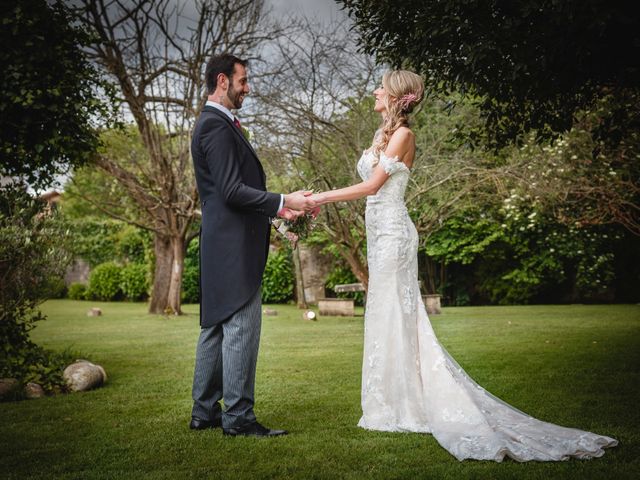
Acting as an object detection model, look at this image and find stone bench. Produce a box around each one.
[422,294,442,315]
[317,282,366,317]
[333,282,365,295]
[318,298,355,316]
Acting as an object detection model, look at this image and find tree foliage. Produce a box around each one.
[0,187,74,394]
[338,0,640,148]
[86,262,122,301]
[254,19,382,288]
[261,250,294,304]
[425,194,639,305]
[181,239,200,305]
[0,0,113,190]
[120,263,149,301]
[70,0,286,315]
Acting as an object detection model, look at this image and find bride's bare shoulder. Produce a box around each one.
[390,126,415,144]
[387,127,415,151]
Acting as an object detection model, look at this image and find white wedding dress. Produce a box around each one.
[355,149,618,462]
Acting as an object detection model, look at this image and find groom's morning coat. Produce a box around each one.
[191,106,281,327]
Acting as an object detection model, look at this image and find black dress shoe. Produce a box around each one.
[223,421,288,437]
[189,417,222,430]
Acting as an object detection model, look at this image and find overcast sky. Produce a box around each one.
[269,0,344,20]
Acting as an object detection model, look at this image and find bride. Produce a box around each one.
[309,70,618,462]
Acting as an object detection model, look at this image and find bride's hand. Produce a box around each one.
[310,193,326,206]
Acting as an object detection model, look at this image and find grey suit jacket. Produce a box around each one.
[191,106,281,326]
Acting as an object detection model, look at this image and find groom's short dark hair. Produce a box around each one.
[206,54,247,93]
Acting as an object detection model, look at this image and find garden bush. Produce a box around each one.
[117,226,151,264]
[325,266,365,306]
[120,263,149,301]
[181,238,200,304]
[0,186,75,396]
[262,250,294,304]
[44,276,67,299]
[67,282,87,300]
[87,262,123,301]
[67,220,122,267]
[182,266,200,304]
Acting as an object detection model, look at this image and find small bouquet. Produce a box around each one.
[272,207,320,249]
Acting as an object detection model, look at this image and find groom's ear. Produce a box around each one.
[217,73,228,90]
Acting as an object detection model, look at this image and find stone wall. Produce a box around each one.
[64,258,90,285]
[298,244,334,304]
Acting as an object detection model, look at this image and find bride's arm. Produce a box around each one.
[312,166,389,205]
[312,129,413,206]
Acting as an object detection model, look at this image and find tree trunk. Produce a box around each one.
[149,234,173,314]
[166,235,185,315]
[292,247,307,309]
[148,233,186,315]
[343,250,369,291]
[423,256,438,294]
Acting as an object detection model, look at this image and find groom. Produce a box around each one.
[190,53,316,437]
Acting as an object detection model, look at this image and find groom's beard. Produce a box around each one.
[227,85,244,109]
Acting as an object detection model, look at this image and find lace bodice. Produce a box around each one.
[355,148,617,462]
[357,150,410,204]
[357,150,418,278]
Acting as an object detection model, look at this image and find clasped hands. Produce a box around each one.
[276,191,320,248]
[277,190,320,220]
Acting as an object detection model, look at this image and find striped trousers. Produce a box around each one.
[191,288,262,429]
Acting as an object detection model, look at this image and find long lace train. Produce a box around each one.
[356,150,618,461]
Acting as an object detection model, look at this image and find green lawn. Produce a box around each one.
[2,301,639,479]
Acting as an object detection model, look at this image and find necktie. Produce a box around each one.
[233,117,241,129]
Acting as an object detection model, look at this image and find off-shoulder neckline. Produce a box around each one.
[363,149,411,172]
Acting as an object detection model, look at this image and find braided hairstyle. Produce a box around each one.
[373,70,425,162]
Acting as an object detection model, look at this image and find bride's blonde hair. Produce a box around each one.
[373,70,425,157]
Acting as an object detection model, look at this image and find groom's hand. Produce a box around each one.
[284,190,317,212]
[309,206,321,219]
[277,207,303,220]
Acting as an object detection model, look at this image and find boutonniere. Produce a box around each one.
[241,126,253,141]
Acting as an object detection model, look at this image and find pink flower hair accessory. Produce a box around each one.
[399,93,418,111]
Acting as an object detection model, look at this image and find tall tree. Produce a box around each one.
[252,20,498,291]
[0,0,113,191]
[252,18,381,288]
[0,0,112,393]
[338,0,640,147]
[72,0,283,314]
[338,0,639,235]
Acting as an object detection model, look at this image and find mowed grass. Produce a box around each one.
[1,301,638,480]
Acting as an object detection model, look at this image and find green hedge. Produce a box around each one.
[87,262,122,301]
[44,277,67,299]
[262,250,294,304]
[325,266,365,306]
[182,238,200,304]
[120,263,149,301]
[182,266,199,304]
[117,226,151,264]
[0,186,75,395]
[67,219,153,268]
[67,282,87,300]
